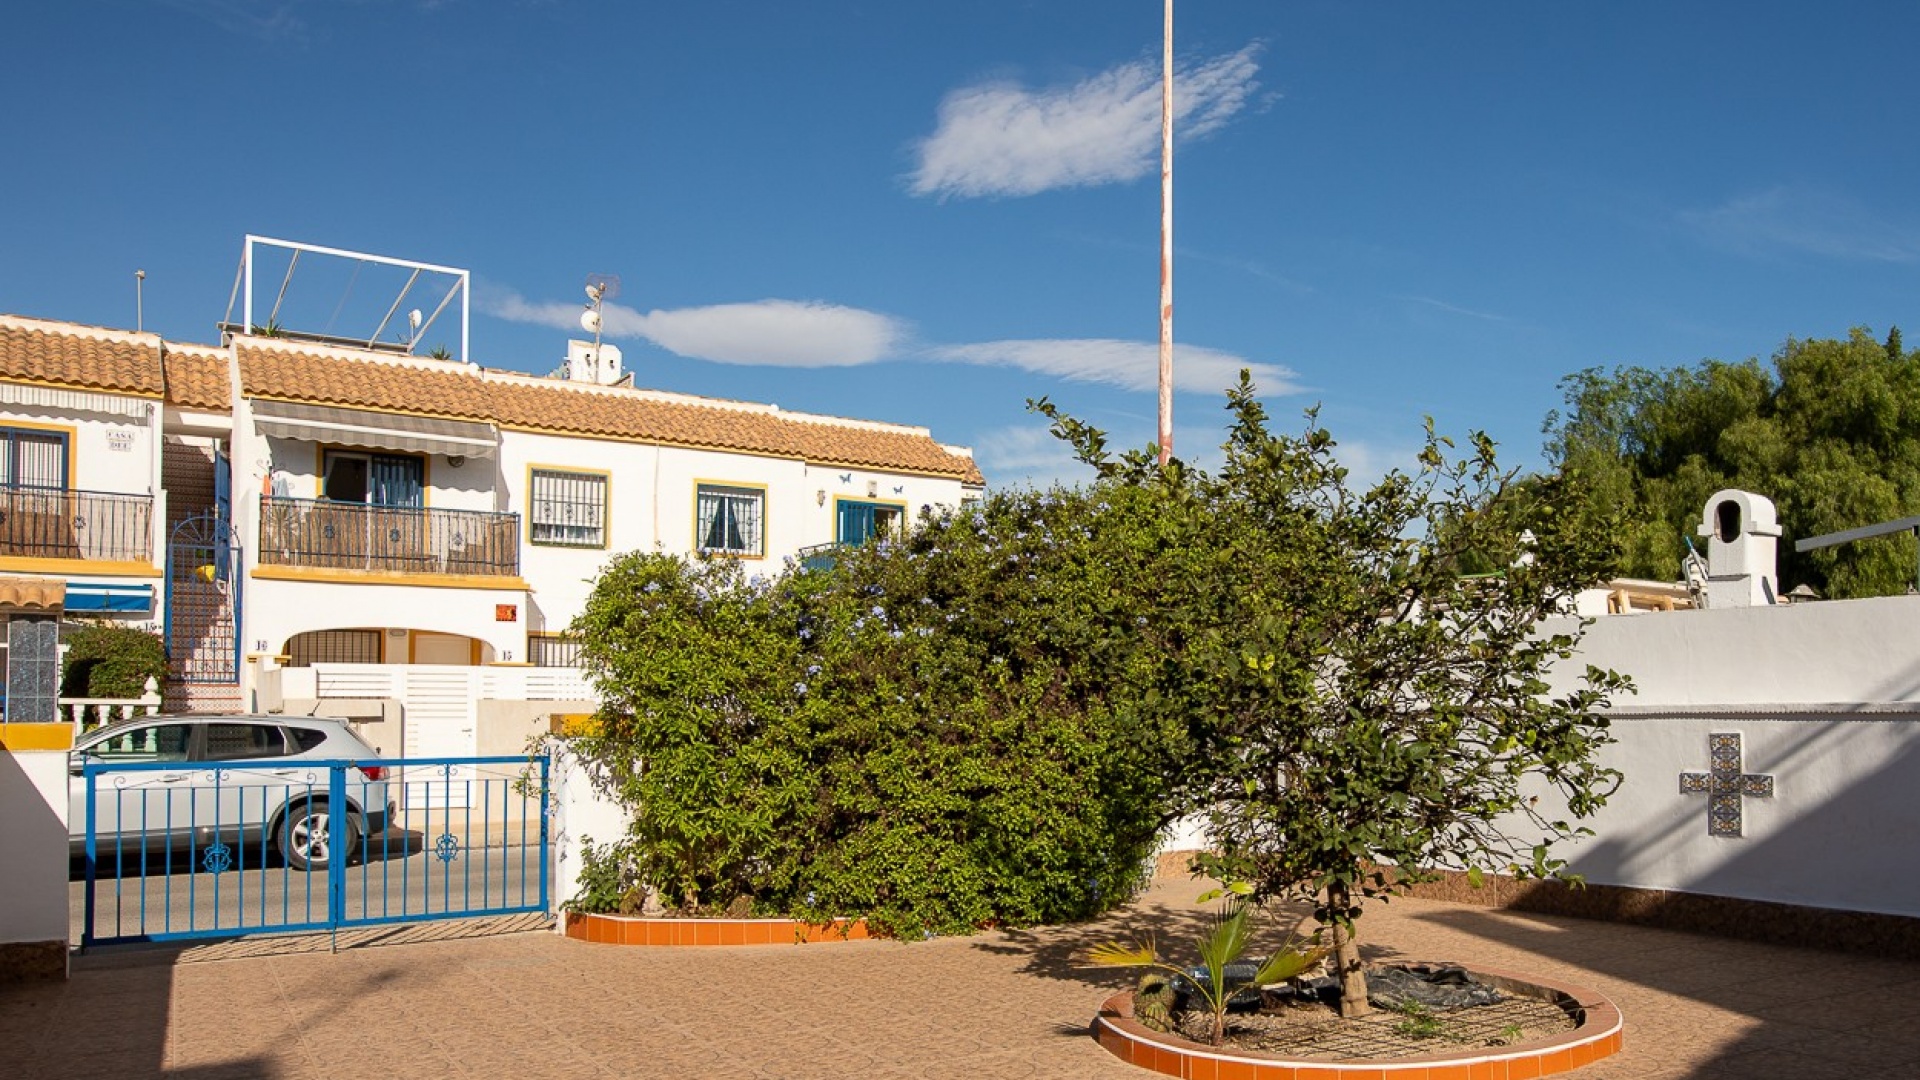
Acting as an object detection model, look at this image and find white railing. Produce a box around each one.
[276,663,595,704]
[63,676,163,733]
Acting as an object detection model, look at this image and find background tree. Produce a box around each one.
[1047,377,1629,1018]
[1545,327,1920,597]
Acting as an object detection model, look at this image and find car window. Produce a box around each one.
[85,724,194,763]
[289,727,330,753]
[202,723,289,761]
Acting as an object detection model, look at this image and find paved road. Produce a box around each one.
[71,831,545,944]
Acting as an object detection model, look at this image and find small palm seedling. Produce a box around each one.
[1085,883,1329,1047]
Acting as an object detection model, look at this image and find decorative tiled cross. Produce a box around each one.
[1679,732,1774,838]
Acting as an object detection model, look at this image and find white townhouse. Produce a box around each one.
[0,311,983,757]
[0,318,177,721]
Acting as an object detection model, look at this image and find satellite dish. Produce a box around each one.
[585,273,621,303]
[580,310,602,334]
[407,309,423,332]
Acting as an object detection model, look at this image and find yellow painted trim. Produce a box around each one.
[250,565,529,591]
[0,558,161,577]
[830,495,910,546]
[525,463,611,551]
[494,424,974,482]
[0,419,79,488]
[0,723,74,751]
[692,479,769,559]
[245,653,294,663]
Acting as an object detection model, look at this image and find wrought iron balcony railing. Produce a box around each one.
[258,496,520,578]
[0,486,154,563]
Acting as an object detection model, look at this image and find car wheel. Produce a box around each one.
[279,800,358,871]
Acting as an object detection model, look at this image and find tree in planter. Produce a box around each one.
[1042,376,1630,1018]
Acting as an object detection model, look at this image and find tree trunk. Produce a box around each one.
[1327,883,1371,1018]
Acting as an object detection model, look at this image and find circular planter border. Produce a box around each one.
[563,910,870,947]
[1092,963,1622,1080]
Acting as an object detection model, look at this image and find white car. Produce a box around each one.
[70,714,395,871]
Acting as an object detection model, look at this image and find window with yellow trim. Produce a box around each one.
[696,484,764,556]
[530,468,607,548]
[0,427,67,489]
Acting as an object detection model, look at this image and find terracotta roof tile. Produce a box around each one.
[161,345,231,410]
[0,316,164,395]
[234,338,983,482]
[238,343,495,420]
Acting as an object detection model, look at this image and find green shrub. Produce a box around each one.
[59,622,165,699]
[570,481,1209,937]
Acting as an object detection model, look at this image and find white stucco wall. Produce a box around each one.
[546,741,631,921]
[1523,594,1920,916]
[498,428,969,637]
[0,744,72,956]
[245,577,526,662]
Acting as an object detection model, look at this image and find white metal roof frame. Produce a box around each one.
[227,235,471,362]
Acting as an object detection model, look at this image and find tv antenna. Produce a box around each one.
[580,273,621,381]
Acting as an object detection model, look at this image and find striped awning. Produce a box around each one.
[251,400,499,459]
[0,382,153,418]
[0,576,64,610]
[63,581,153,612]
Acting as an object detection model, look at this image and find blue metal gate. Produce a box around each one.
[81,755,549,947]
[164,511,241,684]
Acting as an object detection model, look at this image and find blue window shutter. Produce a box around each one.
[369,456,424,507]
[213,449,232,521]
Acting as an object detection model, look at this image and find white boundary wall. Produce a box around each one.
[1532,594,1920,917]
[0,742,71,975]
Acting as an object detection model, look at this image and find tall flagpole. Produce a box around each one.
[1157,0,1175,466]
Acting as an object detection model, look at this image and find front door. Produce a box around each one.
[412,632,472,666]
[836,500,904,547]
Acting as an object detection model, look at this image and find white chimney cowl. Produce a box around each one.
[1697,489,1782,608]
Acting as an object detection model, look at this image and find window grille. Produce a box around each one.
[0,428,67,488]
[529,469,607,547]
[287,629,383,667]
[529,634,584,668]
[696,485,764,556]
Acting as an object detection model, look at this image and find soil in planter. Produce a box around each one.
[1160,982,1574,1060]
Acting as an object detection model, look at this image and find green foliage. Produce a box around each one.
[571,373,1625,959]
[569,481,1205,936]
[1051,375,1626,1019]
[1544,327,1920,597]
[1086,884,1328,1047]
[59,621,165,699]
[1388,1001,1447,1039]
[563,836,642,914]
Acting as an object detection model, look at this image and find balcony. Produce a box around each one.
[0,486,154,563]
[257,495,520,578]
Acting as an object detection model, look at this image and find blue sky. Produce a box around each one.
[5,1,1919,488]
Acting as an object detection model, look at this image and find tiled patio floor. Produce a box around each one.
[4,878,1918,1079]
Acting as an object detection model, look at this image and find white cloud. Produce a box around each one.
[927,338,1296,395]
[1679,185,1920,263]
[909,44,1264,199]
[485,290,1291,398]
[483,290,907,367]
[971,425,1097,489]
